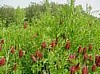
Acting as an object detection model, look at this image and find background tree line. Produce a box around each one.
[0,0,97,27]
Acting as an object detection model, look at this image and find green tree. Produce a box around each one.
[14,6,25,25]
[0,5,15,27]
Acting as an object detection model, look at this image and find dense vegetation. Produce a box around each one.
[0,0,100,74]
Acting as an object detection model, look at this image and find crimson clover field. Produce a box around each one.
[0,1,100,74]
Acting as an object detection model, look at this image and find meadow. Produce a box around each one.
[0,1,100,74]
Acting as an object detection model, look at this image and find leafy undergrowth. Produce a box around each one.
[0,10,100,74]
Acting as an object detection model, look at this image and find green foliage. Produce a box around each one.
[14,7,25,25]
[0,0,100,74]
[0,5,15,27]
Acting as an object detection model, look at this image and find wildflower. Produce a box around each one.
[19,49,23,58]
[78,46,83,53]
[83,47,87,54]
[65,40,70,50]
[88,44,92,51]
[68,54,76,60]
[70,66,76,74]
[35,50,42,59]
[83,53,88,61]
[0,57,6,66]
[95,55,100,67]
[50,40,56,48]
[41,41,46,48]
[10,46,15,54]
[0,39,4,44]
[82,66,88,74]
[70,63,80,74]
[31,54,36,63]
[92,64,96,71]
[75,63,80,71]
